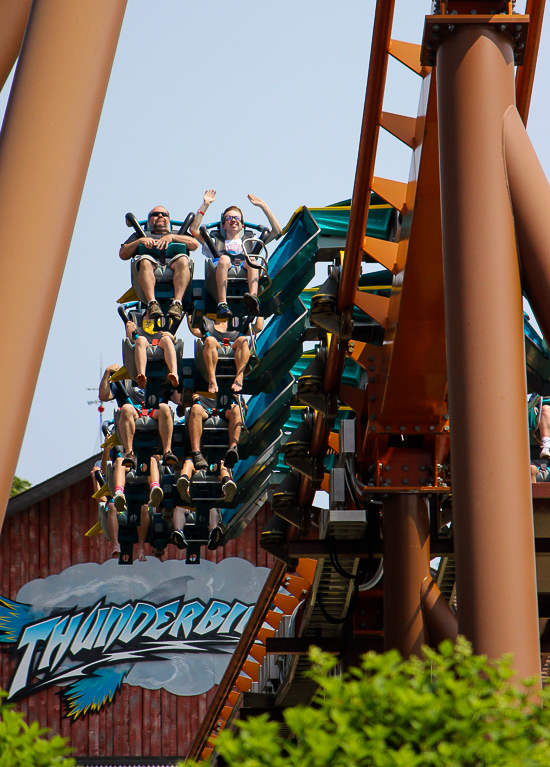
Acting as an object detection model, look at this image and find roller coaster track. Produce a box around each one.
[189,0,550,759]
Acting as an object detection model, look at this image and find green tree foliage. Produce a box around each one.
[0,693,74,766]
[193,638,550,767]
[10,476,31,498]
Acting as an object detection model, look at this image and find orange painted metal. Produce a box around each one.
[376,72,447,428]
[420,577,458,647]
[371,177,408,212]
[389,39,425,75]
[516,0,546,124]
[0,0,127,530]
[437,25,540,681]
[362,236,399,273]
[383,495,430,657]
[337,0,395,314]
[504,106,550,344]
[0,0,33,92]
[187,559,286,760]
[380,112,416,148]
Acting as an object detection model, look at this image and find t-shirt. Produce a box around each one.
[122,231,164,247]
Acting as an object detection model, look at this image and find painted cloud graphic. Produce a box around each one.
[0,558,268,717]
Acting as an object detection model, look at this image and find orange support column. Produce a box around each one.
[0,0,33,92]
[437,25,540,681]
[383,494,430,657]
[0,0,127,528]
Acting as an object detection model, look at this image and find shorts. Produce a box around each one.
[210,254,246,269]
[135,252,189,269]
[528,396,550,431]
[192,394,235,418]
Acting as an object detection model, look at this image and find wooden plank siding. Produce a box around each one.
[1,473,274,760]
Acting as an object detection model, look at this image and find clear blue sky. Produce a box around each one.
[0,0,546,486]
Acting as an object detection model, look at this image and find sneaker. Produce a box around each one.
[191,451,208,471]
[216,302,233,319]
[208,526,222,550]
[243,293,260,316]
[166,300,183,321]
[149,485,164,507]
[541,445,550,460]
[113,492,127,512]
[121,452,136,469]
[177,475,192,504]
[224,446,239,470]
[172,529,188,550]
[162,451,178,466]
[147,300,164,320]
[222,478,237,503]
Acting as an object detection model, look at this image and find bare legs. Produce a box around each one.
[203,336,219,395]
[137,259,157,304]
[158,336,179,386]
[171,256,190,302]
[232,336,249,392]
[119,405,138,453]
[136,504,149,562]
[154,403,173,455]
[215,255,231,304]
[189,404,208,452]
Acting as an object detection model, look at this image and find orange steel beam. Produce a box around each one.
[324,0,394,397]
[187,559,287,760]
[0,0,33,92]
[0,0,127,528]
[516,0,546,124]
[376,71,447,427]
[337,0,394,311]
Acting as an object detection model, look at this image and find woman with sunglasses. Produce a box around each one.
[190,191,282,319]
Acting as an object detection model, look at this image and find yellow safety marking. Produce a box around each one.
[109,366,130,381]
[85,521,103,537]
[92,483,110,500]
[117,287,140,303]
[100,434,121,449]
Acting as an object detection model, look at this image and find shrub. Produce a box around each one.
[191,637,550,767]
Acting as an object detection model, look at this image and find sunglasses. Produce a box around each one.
[224,215,242,223]
[150,211,169,218]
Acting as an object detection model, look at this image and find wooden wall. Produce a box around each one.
[0,476,274,760]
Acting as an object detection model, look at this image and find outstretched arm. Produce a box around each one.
[248,194,282,244]
[190,189,217,244]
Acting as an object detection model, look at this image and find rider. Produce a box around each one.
[125,307,179,389]
[186,315,262,395]
[119,205,198,322]
[98,363,178,469]
[190,190,281,319]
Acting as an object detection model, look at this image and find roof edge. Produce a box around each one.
[6,453,102,517]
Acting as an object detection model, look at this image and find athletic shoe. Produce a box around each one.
[147,300,163,320]
[177,474,192,504]
[149,485,164,507]
[172,529,188,550]
[207,526,222,550]
[166,300,183,321]
[541,445,550,460]
[113,492,127,512]
[222,479,237,503]
[243,293,260,316]
[162,451,178,466]
[216,302,232,319]
[224,446,239,470]
[191,451,208,471]
[121,452,136,469]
